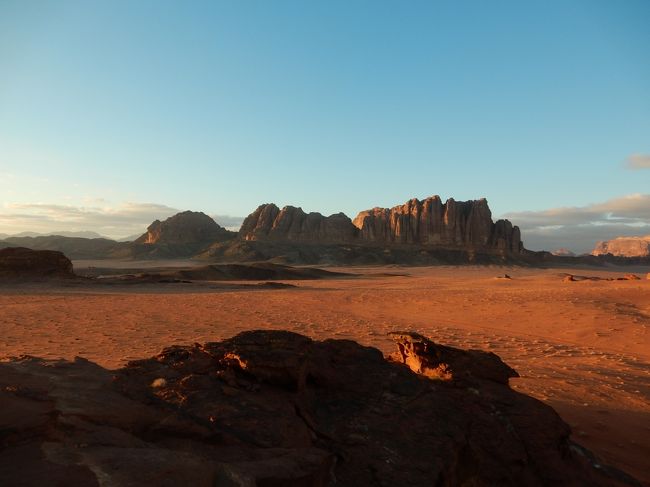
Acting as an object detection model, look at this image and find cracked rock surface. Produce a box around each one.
[0,330,640,486]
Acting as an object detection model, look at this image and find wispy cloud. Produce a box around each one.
[624,153,650,170]
[503,194,650,253]
[0,202,245,239]
[210,214,245,230]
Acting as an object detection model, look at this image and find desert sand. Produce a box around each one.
[1,264,649,484]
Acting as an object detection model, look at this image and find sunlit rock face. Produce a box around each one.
[592,235,650,257]
[135,211,232,245]
[239,196,523,252]
[353,196,522,252]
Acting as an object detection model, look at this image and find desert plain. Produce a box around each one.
[1,263,649,484]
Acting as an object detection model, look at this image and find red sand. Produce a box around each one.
[1,265,649,483]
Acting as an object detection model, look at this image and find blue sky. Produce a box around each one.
[0,0,649,251]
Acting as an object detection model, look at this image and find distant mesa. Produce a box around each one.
[551,248,576,257]
[135,211,235,245]
[0,247,74,278]
[239,204,358,243]
[592,235,650,258]
[239,196,522,253]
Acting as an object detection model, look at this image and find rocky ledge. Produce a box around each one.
[0,331,638,486]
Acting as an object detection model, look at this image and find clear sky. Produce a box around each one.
[1,0,649,252]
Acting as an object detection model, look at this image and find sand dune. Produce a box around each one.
[1,265,649,483]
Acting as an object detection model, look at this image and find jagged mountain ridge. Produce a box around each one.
[1,197,525,262]
[240,195,522,252]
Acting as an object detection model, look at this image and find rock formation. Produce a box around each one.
[0,247,74,278]
[135,211,234,245]
[0,330,638,486]
[552,248,576,257]
[592,235,650,257]
[353,196,521,251]
[239,204,358,242]
[239,196,523,253]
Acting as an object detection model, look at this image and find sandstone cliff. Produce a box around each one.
[239,204,358,242]
[135,211,234,245]
[239,196,522,252]
[592,235,650,257]
[353,196,522,252]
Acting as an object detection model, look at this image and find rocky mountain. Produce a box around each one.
[239,196,522,253]
[239,204,358,242]
[135,210,234,245]
[592,235,650,257]
[1,198,525,263]
[0,212,237,260]
[353,196,522,252]
[0,330,637,486]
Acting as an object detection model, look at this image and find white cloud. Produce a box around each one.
[503,194,650,253]
[0,202,246,239]
[210,214,245,230]
[624,153,650,170]
[0,202,180,239]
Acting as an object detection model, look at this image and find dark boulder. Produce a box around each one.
[0,247,74,278]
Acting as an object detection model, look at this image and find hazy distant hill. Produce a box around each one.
[0,236,124,260]
[0,212,237,260]
[1,231,108,239]
[116,234,143,242]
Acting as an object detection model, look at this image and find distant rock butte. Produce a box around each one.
[239,204,358,243]
[135,211,233,245]
[354,196,521,251]
[0,247,74,278]
[552,248,576,257]
[240,196,522,252]
[592,235,650,257]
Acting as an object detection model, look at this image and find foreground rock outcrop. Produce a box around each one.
[239,196,522,253]
[0,247,74,278]
[0,330,637,486]
[592,235,650,257]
